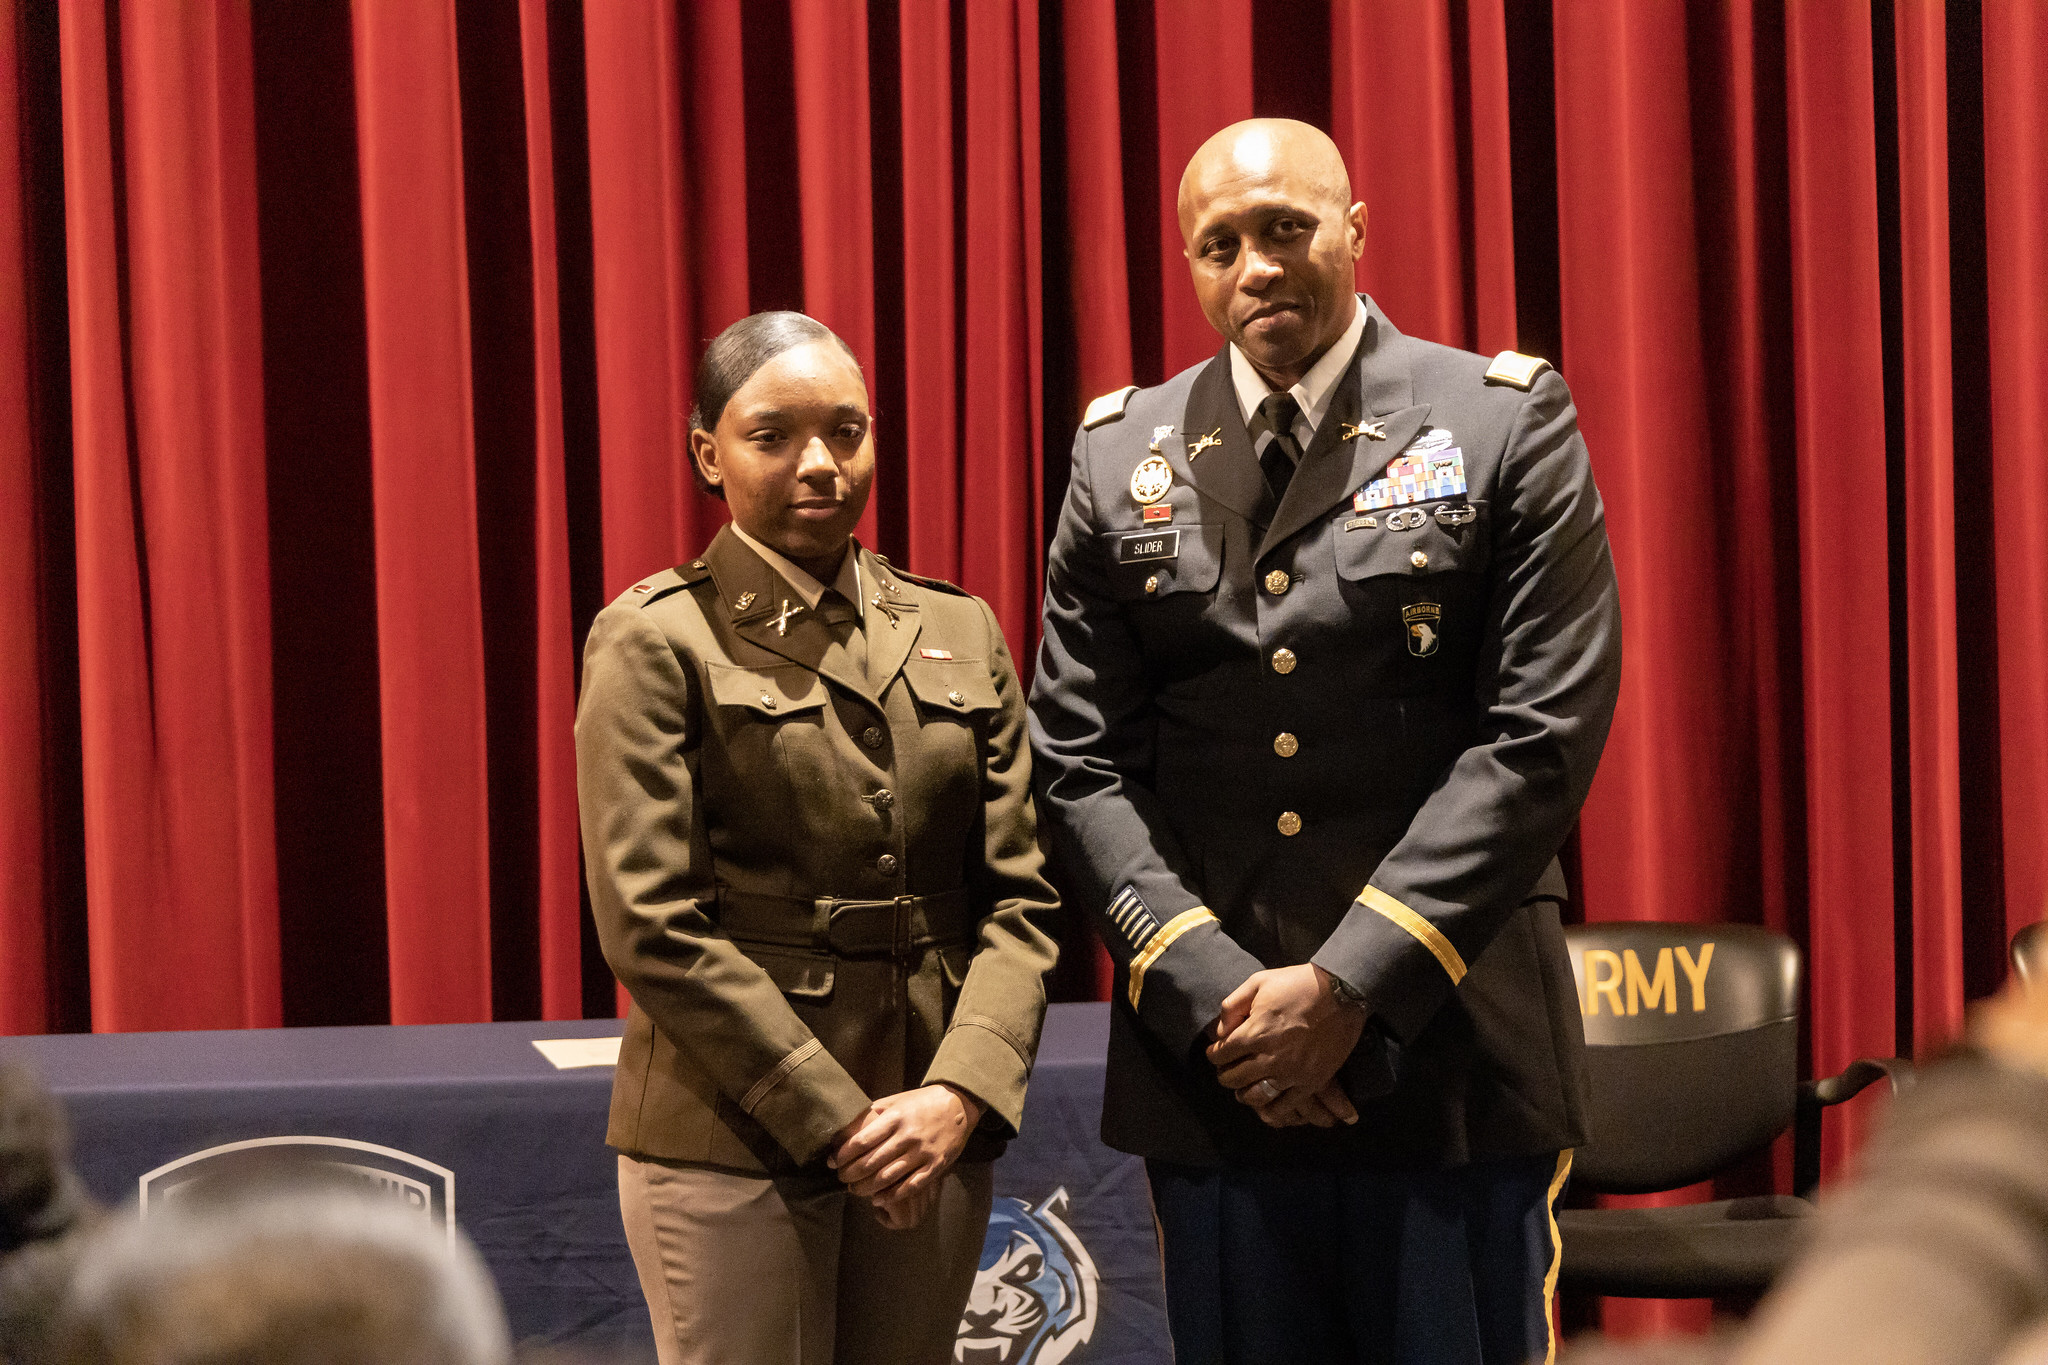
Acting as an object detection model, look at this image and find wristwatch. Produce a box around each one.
[1326,971,1371,1013]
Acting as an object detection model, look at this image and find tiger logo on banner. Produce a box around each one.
[955,1188,1099,1364]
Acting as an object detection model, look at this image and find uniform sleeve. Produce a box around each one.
[1310,369,1622,1042]
[575,602,871,1165]
[922,598,1061,1137]
[1028,425,1266,1056]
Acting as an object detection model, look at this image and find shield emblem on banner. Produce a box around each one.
[138,1137,455,1243]
[1402,602,1442,658]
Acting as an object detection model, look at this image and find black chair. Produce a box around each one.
[2013,920,2047,992]
[1555,921,1910,1298]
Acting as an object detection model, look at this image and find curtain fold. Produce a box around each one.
[58,0,278,1032]
[1783,0,1897,1171]
[0,0,44,1037]
[1150,0,1251,377]
[1984,0,2048,950]
[352,0,493,1024]
[1894,0,1964,1054]
[518,0,582,1021]
[6,10,2045,1298]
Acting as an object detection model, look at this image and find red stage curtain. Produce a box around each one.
[1984,0,2048,959]
[0,0,43,1036]
[6,10,2047,1338]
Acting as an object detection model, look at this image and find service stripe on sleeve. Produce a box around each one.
[1126,908,1218,1010]
[1359,885,1467,984]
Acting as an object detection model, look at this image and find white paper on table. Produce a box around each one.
[531,1036,623,1069]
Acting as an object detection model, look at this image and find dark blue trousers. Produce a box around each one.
[1147,1151,1570,1365]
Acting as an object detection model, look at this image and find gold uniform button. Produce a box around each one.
[870,788,894,809]
[1274,732,1299,758]
[948,690,966,705]
[877,854,899,875]
[1271,648,1297,675]
[1264,569,1291,595]
[759,694,777,710]
[1145,574,1160,594]
[1410,550,1429,570]
[861,727,884,749]
[1277,811,1303,836]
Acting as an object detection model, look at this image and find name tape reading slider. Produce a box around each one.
[1117,529,1180,564]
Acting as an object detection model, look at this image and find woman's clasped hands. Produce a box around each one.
[828,1083,985,1230]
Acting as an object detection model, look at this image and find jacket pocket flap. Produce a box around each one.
[1099,521,1224,600]
[902,658,1000,713]
[743,946,835,1001]
[1334,500,1489,581]
[703,661,828,716]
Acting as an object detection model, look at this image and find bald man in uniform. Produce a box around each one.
[1029,121,1621,1364]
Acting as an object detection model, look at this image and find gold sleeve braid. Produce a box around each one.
[1126,907,1219,1009]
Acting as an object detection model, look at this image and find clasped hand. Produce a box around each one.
[827,1083,983,1230]
[1206,964,1365,1129]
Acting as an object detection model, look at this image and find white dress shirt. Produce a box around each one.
[1227,296,1368,454]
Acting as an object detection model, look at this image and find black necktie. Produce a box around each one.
[1257,392,1303,503]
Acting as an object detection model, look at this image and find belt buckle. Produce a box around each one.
[894,895,917,958]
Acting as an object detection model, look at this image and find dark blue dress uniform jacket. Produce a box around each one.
[1028,298,1621,1170]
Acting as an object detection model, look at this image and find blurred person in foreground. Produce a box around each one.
[0,1064,99,1365]
[1560,944,2048,1365]
[576,311,1060,1364]
[1725,964,2048,1365]
[49,1189,507,1365]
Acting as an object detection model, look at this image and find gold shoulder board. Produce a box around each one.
[1484,351,1552,390]
[1082,385,1138,430]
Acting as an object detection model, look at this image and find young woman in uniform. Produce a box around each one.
[575,311,1059,1365]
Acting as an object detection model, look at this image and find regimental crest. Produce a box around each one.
[1129,455,1174,505]
[139,1137,455,1243]
[955,1188,1100,1365]
[1402,602,1442,658]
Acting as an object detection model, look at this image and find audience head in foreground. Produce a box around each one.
[53,1189,510,1365]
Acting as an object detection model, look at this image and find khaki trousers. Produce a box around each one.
[618,1153,994,1365]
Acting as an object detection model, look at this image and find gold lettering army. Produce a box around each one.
[1580,944,1715,1016]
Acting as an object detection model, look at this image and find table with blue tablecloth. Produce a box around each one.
[1,1000,1167,1363]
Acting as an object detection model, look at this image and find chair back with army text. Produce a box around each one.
[1556,921,1908,1299]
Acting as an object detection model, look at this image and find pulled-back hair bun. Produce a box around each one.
[689,312,862,501]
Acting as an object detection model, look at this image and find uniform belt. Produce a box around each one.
[717,889,973,959]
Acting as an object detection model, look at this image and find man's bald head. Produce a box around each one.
[1178,119,1353,242]
[1176,120,1366,389]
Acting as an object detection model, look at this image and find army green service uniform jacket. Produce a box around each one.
[1029,298,1621,1169]
[577,526,1060,1173]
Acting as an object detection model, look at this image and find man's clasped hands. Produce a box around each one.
[824,962,1362,1230]
[826,1082,984,1230]
[1207,963,1367,1129]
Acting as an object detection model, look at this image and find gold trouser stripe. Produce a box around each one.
[1359,885,1467,984]
[1126,908,1218,1010]
[1541,1148,1574,1365]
